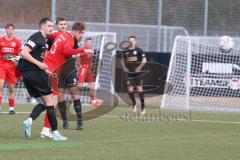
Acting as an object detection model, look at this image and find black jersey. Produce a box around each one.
[17,31,48,71]
[122,47,146,72]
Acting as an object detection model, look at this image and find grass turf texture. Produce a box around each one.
[0,104,240,160]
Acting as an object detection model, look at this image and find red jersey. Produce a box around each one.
[44,32,86,72]
[48,32,62,40]
[80,45,93,65]
[0,36,21,68]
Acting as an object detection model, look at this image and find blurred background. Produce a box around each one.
[1,0,240,53]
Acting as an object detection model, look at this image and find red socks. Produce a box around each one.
[43,113,51,128]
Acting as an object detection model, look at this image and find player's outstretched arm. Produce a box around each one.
[63,42,93,56]
[20,46,48,70]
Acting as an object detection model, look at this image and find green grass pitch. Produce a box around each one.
[0,103,240,160]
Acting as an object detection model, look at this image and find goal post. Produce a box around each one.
[161,35,240,112]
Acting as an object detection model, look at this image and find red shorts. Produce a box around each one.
[78,65,94,83]
[0,67,16,84]
[49,76,59,96]
[15,70,22,80]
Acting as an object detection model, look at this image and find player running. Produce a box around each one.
[17,17,67,141]
[0,23,21,115]
[43,21,93,132]
[77,37,102,107]
[120,36,147,115]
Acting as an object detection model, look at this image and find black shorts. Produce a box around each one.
[58,58,78,89]
[22,70,52,98]
[58,69,78,89]
[126,72,143,87]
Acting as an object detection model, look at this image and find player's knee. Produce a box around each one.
[128,88,133,93]
[136,87,143,93]
[71,94,79,100]
[8,86,15,94]
[0,82,4,89]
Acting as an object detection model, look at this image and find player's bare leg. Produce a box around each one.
[128,85,137,112]
[0,80,4,112]
[68,86,83,130]
[8,83,15,115]
[136,86,145,115]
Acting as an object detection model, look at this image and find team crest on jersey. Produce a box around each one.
[12,42,16,47]
[133,51,137,55]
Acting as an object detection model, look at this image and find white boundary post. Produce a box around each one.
[186,38,192,110]
[160,35,181,109]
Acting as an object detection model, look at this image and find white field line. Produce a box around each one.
[1,111,240,124]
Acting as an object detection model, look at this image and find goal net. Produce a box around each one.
[161,35,240,112]
[0,29,116,104]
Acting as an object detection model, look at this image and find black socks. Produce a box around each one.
[73,99,82,122]
[30,103,46,121]
[128,92,136,106]
[58,101,67,121]
[46,106,58,131]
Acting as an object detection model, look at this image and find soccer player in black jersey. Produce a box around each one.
[17,17,67,141]
[121,36,147,114]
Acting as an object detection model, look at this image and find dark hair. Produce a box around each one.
[128,35,137,40]
[39,17,52,27]
[5,23,15,29]
[72,22,85,32]
[56,17,66,25]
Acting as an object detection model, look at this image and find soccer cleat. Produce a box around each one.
[91,100,102,107]
[140,109,146,115]
[9,110,16,115]
[76,121,83,130]
[23,120,31,139]
[132,105,137,112]
[52,133,67,141]
[62,121,69,129]
[40,130,53,139]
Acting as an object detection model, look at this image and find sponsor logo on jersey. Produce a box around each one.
[190,77,240,90]
[12,42,16,47]
[2,47,14,53]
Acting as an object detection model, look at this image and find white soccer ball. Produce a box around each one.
[218,36,234,53]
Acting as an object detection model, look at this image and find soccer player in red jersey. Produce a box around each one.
[40,17,68,138]
[0,23,21,115]
[78,37,102,107]
[42,22,93,135]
